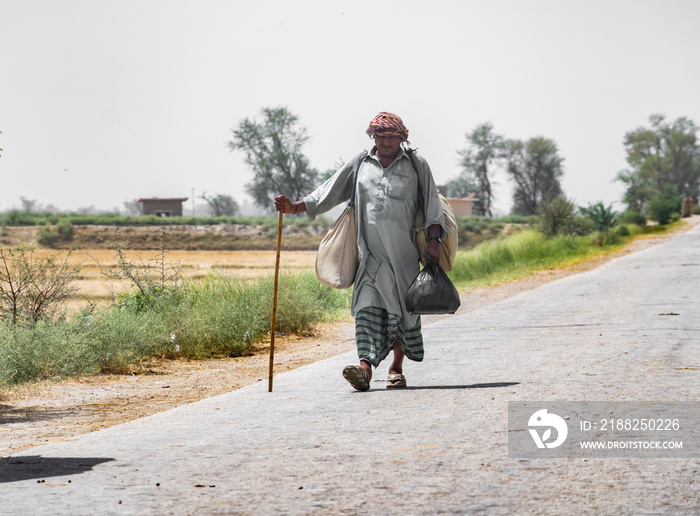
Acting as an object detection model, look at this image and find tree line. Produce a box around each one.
[229,108,700,223]
[4,111,697,222]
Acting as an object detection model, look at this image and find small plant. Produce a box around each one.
[89,223,182,311]
[0,245,81,324]
[580,202,617,234]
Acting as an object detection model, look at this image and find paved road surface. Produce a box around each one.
[2,226,700,515]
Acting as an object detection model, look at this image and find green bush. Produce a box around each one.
[647,196,680,225]
[0,318,95,383]
[36,219,74,247]
[499,215,536,225]
[142,271,350,359]
[618,210,646,226]
[615,224,631,237]
[37,224,60,247]
[56,219,74,239]
[590,230,621,247]
[86,308,168,373]
[537,196,576,237]
[579,202,617,233]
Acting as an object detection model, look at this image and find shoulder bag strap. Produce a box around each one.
[349,151,368,208]
[405,148,425,220]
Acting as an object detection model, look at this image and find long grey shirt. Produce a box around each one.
[304,147,445,329]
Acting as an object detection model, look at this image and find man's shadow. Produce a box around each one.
[367,381,520,392]
[0,456,115,483]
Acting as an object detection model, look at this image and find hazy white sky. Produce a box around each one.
[1,0,699,216]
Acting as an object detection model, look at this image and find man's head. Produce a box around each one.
[366,112,409,161]
[366,112,409,141]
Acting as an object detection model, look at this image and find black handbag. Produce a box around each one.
[405,254,461,315]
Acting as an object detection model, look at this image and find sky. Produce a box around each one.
[1,0,699,216]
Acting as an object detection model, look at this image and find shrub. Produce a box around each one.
[590,230,621,247]
[0,319,94,383]
[580,202,617,233]
[145,271,350,359]
[36,219,74,247]
[618,210,646,226]
[647,196,680,225]
[37,224,60,247]
[537,196,576,237]
[56,219,74,239]
[92,228,183,311]
[615,224,631,237]
[0,246,81,324]
[499,215,536,225]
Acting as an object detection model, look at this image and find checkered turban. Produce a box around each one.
[366,112,409,141]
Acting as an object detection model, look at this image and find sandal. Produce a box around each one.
[343,365,371,391]
[386,373,407,389]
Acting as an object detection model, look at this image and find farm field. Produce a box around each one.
[28,248,318,313]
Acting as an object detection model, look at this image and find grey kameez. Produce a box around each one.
[303,147,445,330]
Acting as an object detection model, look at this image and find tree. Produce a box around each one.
[320,158,347,183]
[20,197,38,212]
[227,107,319,211]
[200,192,239,217]
[616,114,700,216]
[445,174,476,199]
[123,199,142,216]
[454,123,505,216]
[505,137,565,216]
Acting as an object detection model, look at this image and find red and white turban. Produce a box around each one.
[366,112,409,141]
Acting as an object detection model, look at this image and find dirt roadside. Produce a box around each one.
[1,220,698,457]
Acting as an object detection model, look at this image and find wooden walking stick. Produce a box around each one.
[269,210,284,392]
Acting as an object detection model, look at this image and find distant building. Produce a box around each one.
[138,197,188,217]
[437,186,478,217]
[447,195,478,217]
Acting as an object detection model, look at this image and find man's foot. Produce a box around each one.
[343,365,370,391]
[386,372,407,388]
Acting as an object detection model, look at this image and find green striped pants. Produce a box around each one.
[355,307,424,368]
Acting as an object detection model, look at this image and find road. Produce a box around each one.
[2,225,699,515]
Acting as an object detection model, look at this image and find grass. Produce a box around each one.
[449,229,595,287]
[448,222,682,289]
[0,271,351,384]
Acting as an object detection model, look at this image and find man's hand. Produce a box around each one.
[274,195,295,214]
[427,238,441,263]
[274,195,306,215]
[425,223,442,263]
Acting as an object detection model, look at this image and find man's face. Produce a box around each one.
[374,133,402,161]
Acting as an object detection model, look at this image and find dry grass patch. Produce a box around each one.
[24,249,318,314]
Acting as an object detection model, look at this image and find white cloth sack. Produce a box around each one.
[315,205,358,289]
